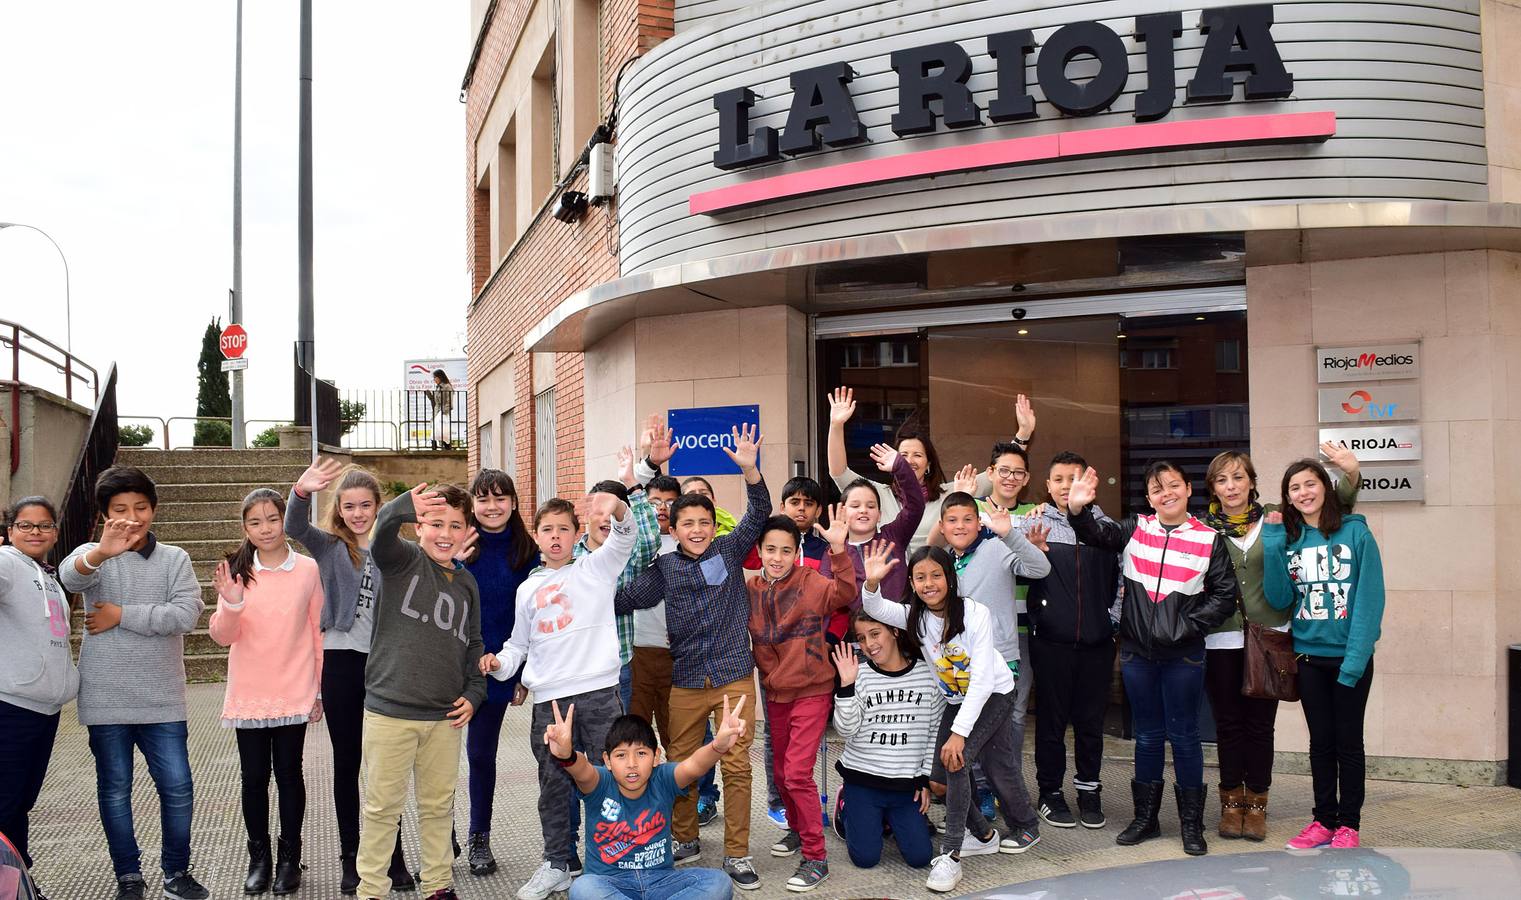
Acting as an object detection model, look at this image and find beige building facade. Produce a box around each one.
[472,0,1521,781]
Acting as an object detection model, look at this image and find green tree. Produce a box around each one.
[118,424,155,447]
[194,317,232,446]
[251,426,283,448]
[339,398,367,437]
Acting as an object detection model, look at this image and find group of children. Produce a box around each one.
[0,390,1388,900]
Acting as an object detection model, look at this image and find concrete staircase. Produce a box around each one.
[70,447,311,682]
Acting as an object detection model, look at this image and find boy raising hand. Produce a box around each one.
[551,699,744,900]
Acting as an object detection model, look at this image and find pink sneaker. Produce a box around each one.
[1330,826,1360,848]
[1285,821,1334,849]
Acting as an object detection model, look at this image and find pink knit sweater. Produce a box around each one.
[209,551,324,723]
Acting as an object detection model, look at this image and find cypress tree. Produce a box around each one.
[194,317,232,446]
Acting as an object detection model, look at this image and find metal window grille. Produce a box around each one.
[534,388,556,505]
[500,408,516,479]
[478,421,494,470]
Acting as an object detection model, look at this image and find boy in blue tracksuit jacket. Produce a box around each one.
[1262,462,1385,849]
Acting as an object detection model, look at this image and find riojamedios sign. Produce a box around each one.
[713,4,1294,170]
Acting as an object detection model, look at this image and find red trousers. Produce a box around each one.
[767,692,832,861]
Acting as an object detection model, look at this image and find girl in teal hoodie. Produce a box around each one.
[1262,459,1385,852]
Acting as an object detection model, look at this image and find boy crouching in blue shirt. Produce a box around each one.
[547,698,743,900]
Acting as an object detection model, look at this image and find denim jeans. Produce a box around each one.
[1120,649,1207,787]
[87,721,195,877]
[568,866,732,899]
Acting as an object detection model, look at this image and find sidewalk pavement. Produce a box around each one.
[26,683,1521,899]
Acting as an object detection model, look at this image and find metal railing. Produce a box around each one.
[343,388,470,452]
[119,408,461,453]
[50,364,117,568]
[2,318,101,475]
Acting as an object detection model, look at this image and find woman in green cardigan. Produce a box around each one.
[1201,443,1359,841]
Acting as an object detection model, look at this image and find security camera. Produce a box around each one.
[553,191,589,223]
[1012,308,1027,320]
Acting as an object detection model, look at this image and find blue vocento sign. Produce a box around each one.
[667,405,760,477]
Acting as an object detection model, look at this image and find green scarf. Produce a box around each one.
[1203,498,1262,539]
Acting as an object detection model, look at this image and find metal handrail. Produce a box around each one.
[117,415,169,449]
[343,419,402,451]
[3,318,100,474]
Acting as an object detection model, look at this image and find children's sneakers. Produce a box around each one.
[959,827,1000,857]
[977,788,998,824]
[925,854,963,893]
[113,875,146,900]
[766,805,790,829]
[673,838,701,865]
[771,830,801,858]
[784,858,829,893]
[1038,791,1076,828]
[515,861,572,900]
[162,869,210,900]
[723,855,761,891]
[1285,820,1335,850]
[1000,825,1041,854]
[697,795,719,826]
[1331,826,1361,848]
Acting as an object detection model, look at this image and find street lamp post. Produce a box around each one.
[0,222,71,352]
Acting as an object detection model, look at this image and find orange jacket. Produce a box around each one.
[746,548,856,703]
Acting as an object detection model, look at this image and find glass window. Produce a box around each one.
[500,408,516,479]
[1216,339,1241,372]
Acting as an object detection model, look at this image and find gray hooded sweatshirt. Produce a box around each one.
[0,545,79,715]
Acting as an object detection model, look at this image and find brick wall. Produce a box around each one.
[464,0,674,508]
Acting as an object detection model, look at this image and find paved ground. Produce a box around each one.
[26,683,1521,899]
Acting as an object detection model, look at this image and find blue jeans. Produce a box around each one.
[699,725,720,803]
[840,782,933,869]
[569,866,732,899]
[87,721,195,877]
[618,662,633,714]
[1121,649,1207,787]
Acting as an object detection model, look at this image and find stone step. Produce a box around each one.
[185,654,228,684]
[132,464,308,486]
[153,500,247,523]
[176,538,245,563]
[118,448,312,467]
[158,482,292,503]
[154,519,247,544]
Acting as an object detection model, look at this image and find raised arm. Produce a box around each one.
[720,424,773,557]
[830,641,863,736]
[880,450,926,548]
[372,486,428,574]
[207,560,245,646]
[826,387,855,480]
[286,458,345,552]
[858,540,908,628]
[580,503,638,587]
[1321,441,1362,511]
[817,516,858,612]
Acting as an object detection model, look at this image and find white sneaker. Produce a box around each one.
[516,861,572,900]
[960,826,1000,857]
[925,853,963,893]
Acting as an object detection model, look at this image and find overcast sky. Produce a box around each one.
[0,1,468,445]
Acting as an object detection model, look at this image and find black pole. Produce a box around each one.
[297,0,316,462]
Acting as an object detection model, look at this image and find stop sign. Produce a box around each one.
[220,323,249,359]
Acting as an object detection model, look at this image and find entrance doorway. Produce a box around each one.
[815,308,1249,518]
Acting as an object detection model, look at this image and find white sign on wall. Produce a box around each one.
[1316,343,1420,383]
[1317,384,1421,423]
[1318,425,1422,462]
[1355,465,1425,502]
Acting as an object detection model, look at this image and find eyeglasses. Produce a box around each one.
[10,522,57,534]
[649,498,674,509]
[992,466,1029,480]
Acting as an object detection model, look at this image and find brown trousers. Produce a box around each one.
[666,675,758,857]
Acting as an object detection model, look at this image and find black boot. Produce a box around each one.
[1176,784,1209,856]
[467,831,498,876]
[1115,780,1164,846]
[271,837,304,895]
[389,837,416,892]
[244,838,272,895]
[339,851,360,895]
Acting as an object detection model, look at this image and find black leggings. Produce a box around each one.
[1204,647,1280,792]
[236,724,307,842]
[1297,655,1373,831]
[323,649,368,853]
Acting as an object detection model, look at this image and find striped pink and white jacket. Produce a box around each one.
[1067,507,1238,659]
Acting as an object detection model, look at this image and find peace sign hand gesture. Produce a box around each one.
[814,503,849,552]
[862,539,899,590]
[831,641,859,687]
[544,700,576,760]
[711,694,748,755]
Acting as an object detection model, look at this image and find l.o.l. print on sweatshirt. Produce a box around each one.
[1286,542,1354,621]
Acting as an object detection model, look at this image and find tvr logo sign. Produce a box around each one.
[1339,390,1402,420]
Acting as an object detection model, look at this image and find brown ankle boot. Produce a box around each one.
[1240,788,1268,842]
[1218,785,1245,839]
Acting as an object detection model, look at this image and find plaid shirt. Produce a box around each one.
[617,477,771,689]
[575,488,661,666]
